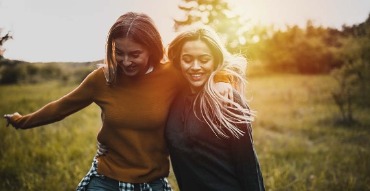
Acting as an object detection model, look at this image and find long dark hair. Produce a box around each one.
[103,12,163,84]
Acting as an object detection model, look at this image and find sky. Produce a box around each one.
[0,0,369,62]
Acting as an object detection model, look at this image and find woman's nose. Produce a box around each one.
[121,56,132,66]
[121,60,132,66]
[190,60,201,70]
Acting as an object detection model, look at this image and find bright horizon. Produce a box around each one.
[0,0,369,62]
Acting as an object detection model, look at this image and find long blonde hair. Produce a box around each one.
[168,26,255,138]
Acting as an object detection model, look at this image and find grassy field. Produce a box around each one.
[0,74,369,191]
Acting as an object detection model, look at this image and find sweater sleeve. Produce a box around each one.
[213,70,233,83]
[10,69,98,129]
[230,93,265,191]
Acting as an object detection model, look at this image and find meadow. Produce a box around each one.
[0,74,369,191]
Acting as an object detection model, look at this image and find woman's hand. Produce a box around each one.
[214,82,234,101]
[3,112,21,129]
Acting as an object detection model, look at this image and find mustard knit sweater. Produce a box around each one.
[11,63,183,183]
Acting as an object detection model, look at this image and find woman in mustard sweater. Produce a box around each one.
[165,26,265,191]
[3,12,231,191]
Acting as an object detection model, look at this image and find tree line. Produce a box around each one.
[0,57,98,84]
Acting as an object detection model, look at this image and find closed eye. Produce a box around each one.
[182,55,193,63]
[199,55,212,64]
[115,50,124,56]
[130,51,142,58]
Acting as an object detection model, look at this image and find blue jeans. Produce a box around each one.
[86,176,165,191]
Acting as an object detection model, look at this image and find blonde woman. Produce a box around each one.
[165,26,265,191]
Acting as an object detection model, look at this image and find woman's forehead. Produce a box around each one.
[181,40,212,55]
[114,38,144,48]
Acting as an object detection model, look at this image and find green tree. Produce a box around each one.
[248,21,344,74]
[174,0,247,52]
[330,13,370,124]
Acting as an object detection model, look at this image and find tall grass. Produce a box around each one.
[0,74,369,190]
[0,82,101,190]
[248,74,370,191]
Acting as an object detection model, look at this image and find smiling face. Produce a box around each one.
[180,40,215,93]
[114,38,151,77]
